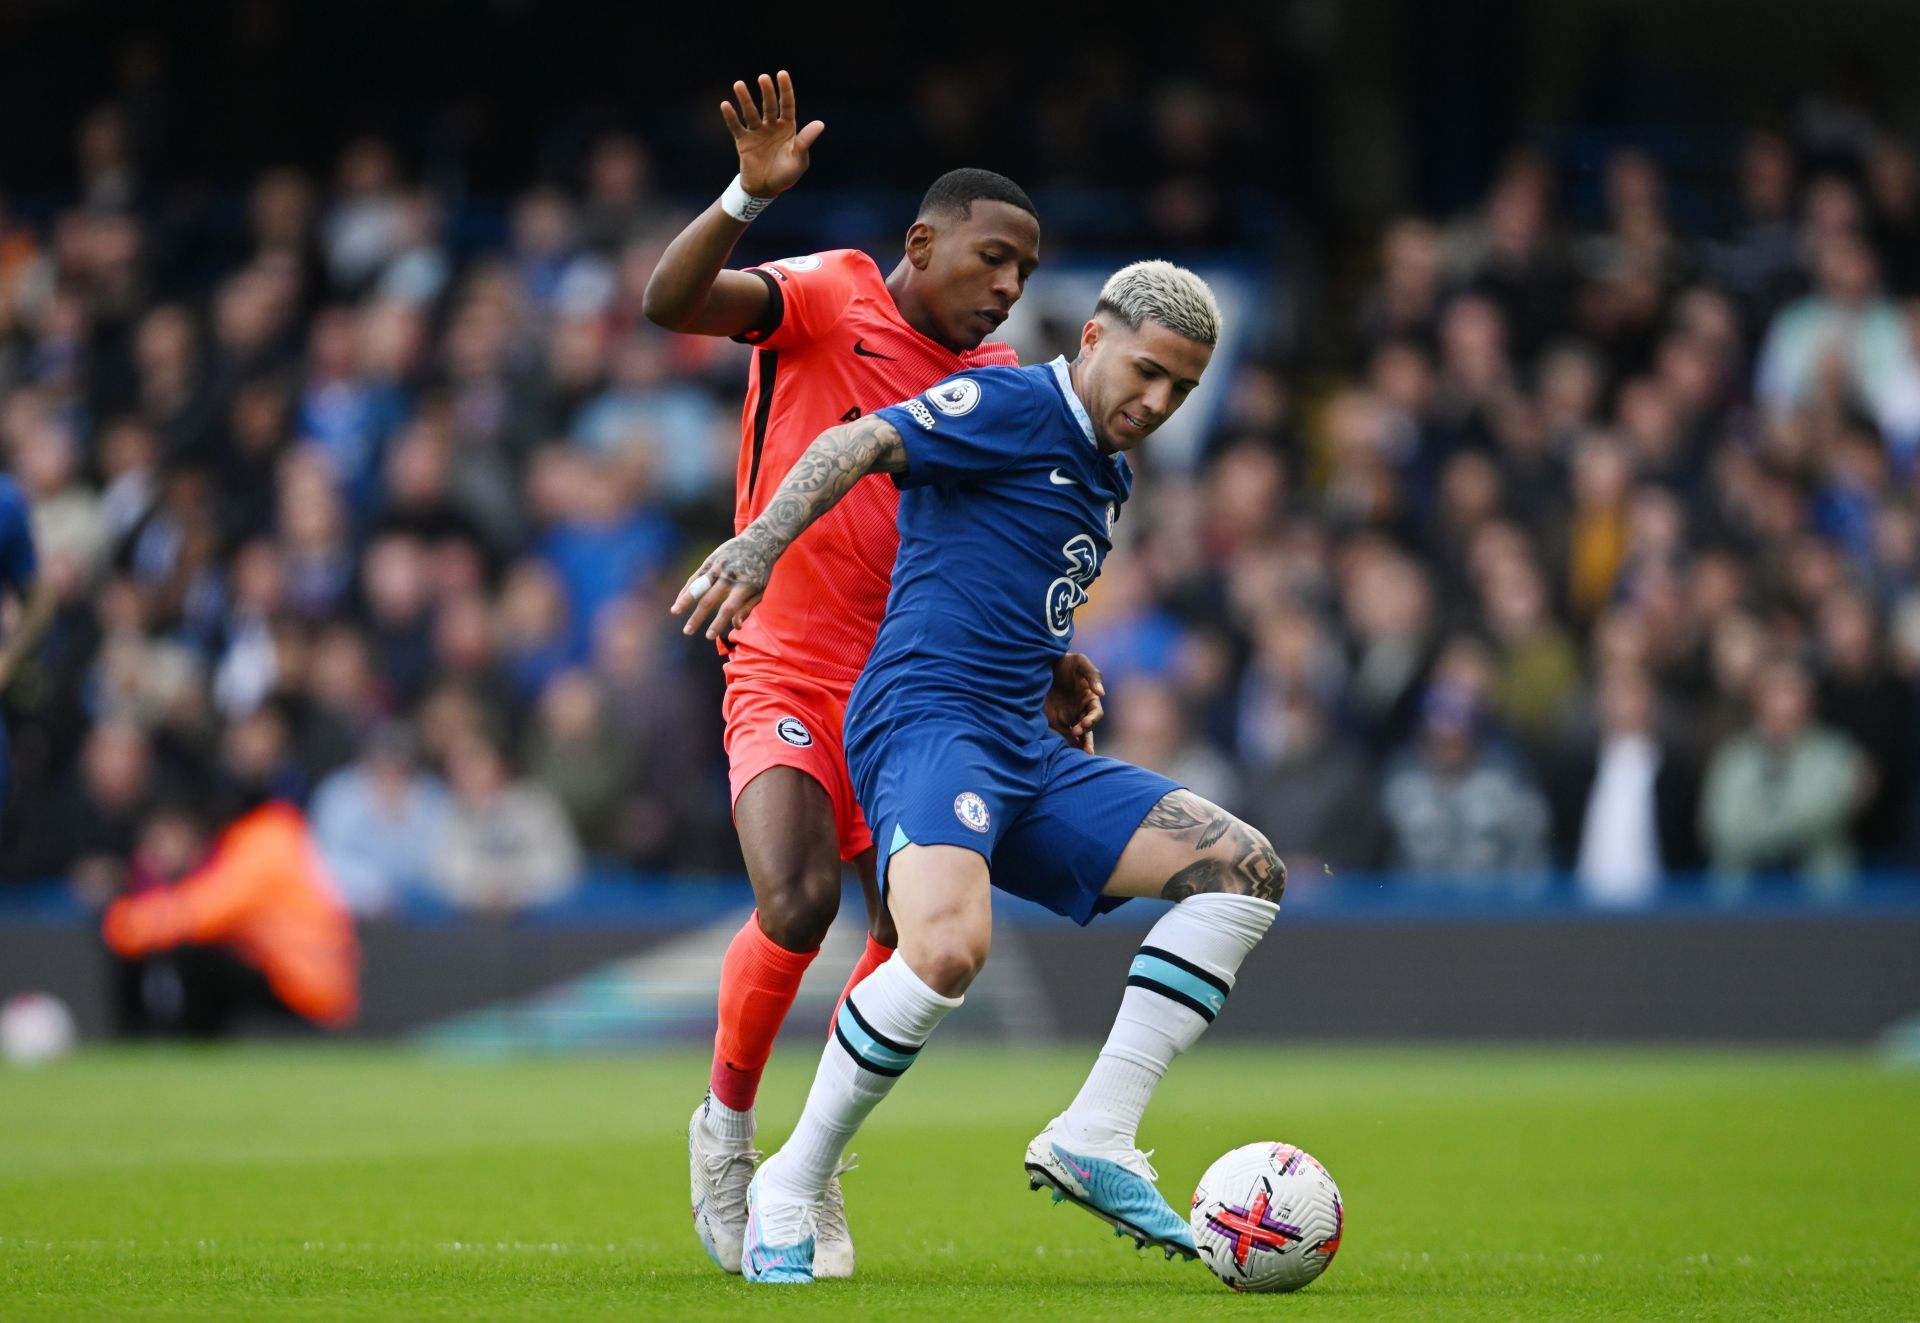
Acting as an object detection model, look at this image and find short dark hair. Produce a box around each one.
[917,168,1036,223]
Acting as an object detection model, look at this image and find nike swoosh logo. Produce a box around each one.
[1048,469,1079,486]
[1059,1149,1095,1181]
[852,339,897,360]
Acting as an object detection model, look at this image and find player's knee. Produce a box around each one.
[754,865,843,951]
[1209,820,1286,902]
[904,928,989,998]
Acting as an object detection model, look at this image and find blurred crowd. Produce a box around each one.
[0,121,746,912]
[1092,126,1920,903]
[2,83,1919,917]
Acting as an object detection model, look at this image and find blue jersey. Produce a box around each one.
[0,476,36,604]
[856,357,1131,744]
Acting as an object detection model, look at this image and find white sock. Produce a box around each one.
[1062,893,1277,1151]
[766,954,963,1202]
[701,1094,754,1144]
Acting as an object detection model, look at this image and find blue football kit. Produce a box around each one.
[851,357,1178,923]
[0,475,40,818]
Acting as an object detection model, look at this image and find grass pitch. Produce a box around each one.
[0,1044,1914,1320]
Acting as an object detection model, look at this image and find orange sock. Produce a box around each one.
[710,911,818,1112]
[830,932,896,1034]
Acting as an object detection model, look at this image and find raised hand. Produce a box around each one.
[1047,651,1107,753]
[720,70,825,198]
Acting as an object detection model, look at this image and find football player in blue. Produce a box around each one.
[675,261,1283,1283]
[0,472,54,827]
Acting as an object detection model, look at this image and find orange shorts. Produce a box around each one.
[721,667,873,861]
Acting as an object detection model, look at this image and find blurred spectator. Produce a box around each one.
[309,723,450,915]
[579,133,661,255]
[429,728,581,912]
[1241,682,1381,878]
[1700,658,1867,898]
[1379,674,1551,887]
[1756,230,1917,448]
[103,800,358,1034]
[294,305,408,513]
[52,718,154,902]
[528,448,676,658]
[1360,218,1444,352]
[524,669,634,856]
[590,599,727,868]
[511,187,611,320]
[1704,131,1802,328]
[1104,676,1240,813]
[1480,551,1581,750]
[1813,591,1915,859]
[1555,665,1701,907]
[322,139,408,296]
[1453,151,1570,364]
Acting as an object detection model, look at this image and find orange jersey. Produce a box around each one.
[102,804,360,1028]
[727,248,1018,689]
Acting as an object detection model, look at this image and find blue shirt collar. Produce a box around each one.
[1047,355,1097,448]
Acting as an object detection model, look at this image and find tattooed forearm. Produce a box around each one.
[1147,790,1286,902]
[747,414,907,561]
[674,415,909,639]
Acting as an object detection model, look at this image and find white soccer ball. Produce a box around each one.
[1190,1141,1344,1292]
[1,992,77,1067]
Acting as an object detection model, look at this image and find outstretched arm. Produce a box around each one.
[673,414,906,638]
[641,70,825,336]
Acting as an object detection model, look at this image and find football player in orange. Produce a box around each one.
[645,71,1102,1278]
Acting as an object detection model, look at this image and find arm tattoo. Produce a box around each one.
[1145,791,1286,902]
[731,415,907,577]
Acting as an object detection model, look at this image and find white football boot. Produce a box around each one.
[689,1097,760,1273]
[1024,1115,1197,1260]
[812,1157,857,1279]
[741,1151,820,1285]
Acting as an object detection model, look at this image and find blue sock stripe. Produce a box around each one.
[1127,952,1229,1022]
[1137,945,1232,996]
[842,996,918,1056]
[834,1000,920,1075]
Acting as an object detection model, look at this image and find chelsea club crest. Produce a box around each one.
[953,792,991,832]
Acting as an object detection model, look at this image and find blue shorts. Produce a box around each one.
[850,720,1179,925]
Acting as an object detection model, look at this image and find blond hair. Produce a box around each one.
[1095,260,1221,346]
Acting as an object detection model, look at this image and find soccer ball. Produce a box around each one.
[1,992,77,1067]
[1190,1141,1343,1292]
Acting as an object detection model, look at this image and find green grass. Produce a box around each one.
[0,1045,1914,1320]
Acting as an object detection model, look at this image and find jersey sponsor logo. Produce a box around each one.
[1047,468,1080,487]
[775,716,814,747]
[774,255,822,271]
[1045,533,1103,638]
[1106,503,1117,535]
[852,339,897,361]
[904,399,937,431]
[927,378,981,417]
[953,792,991,832]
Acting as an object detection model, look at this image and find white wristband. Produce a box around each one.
[720,174,775,223]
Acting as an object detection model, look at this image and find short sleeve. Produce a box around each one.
[731,250,861,349]
[875,369,1037,488]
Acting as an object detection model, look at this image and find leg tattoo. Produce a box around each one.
[1144,792,1285,902]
